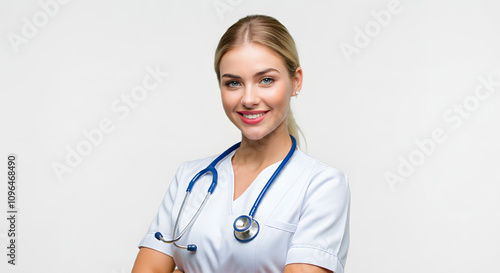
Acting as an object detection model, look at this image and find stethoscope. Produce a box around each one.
[155,135,297,252]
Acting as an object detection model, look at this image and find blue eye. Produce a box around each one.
[225,81,240,87]
[261,77,274,85]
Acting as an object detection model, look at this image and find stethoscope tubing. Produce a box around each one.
[248,135,296,217]
[156,135,296,251]
[155,191,210,244]
[173,191,211,250]
[163,142,242,248]
[186,142,241,194]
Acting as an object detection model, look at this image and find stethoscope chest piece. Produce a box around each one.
[233,215,260,242]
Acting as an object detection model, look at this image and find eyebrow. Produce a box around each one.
[221,68,280,79]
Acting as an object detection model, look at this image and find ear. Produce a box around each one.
[292,67,303,97]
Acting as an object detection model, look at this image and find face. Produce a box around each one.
[219,43,302,141]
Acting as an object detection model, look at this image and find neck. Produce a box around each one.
[232,127,293,169]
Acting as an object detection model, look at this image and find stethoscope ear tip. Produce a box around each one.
[155,232,163,241]
[187,244,197,252]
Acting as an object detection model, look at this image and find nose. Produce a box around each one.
[241,85,260,108]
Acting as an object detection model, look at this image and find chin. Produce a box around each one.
[238,123,285,142]
[241,130,269,141]
[242,133,264,141]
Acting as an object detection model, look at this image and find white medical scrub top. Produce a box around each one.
[139,147,350,273]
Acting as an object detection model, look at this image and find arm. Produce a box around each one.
[134,164,187,272]
[285,167,350,273]
[284,263,332,273]
[132,247,176,273]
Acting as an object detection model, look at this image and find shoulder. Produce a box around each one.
[291,148,350,205]
[293,148,348,186]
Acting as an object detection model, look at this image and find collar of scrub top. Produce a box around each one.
[155,134,297,252]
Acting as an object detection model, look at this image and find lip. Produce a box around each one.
[238,111,268,115]
[238,110,269,125]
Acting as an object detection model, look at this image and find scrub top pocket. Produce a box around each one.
[265,219,298,233]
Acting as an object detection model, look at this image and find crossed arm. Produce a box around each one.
[132,247,332,273]
[132,247,180,273]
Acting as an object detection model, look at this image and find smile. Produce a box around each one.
[238,111,269,125]
[242,113,265,119]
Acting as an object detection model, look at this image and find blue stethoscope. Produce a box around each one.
[155,135,297,252]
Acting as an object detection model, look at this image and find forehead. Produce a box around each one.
[219,43,286,75]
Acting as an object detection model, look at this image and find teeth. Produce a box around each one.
[242,112,265,119]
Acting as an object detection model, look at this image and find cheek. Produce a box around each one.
[221,92,237,113]
[267,83,291,109]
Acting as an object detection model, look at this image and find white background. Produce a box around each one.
[1,0,499,272]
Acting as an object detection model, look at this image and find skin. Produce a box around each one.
[132,42,332,273]
[219,42,300,200]
[132,247,175,273]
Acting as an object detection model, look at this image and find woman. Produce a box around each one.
[132,15,350,273]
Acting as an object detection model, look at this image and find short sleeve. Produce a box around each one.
[285,167,351,273]
[137,163,185,257]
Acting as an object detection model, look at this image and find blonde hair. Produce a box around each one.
[214,14,303,146]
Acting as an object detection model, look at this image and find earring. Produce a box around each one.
[295,91,300,98]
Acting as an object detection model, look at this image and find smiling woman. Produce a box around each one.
[132,15,351,273]
[215,15,302,146]
[219,42,299,143]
